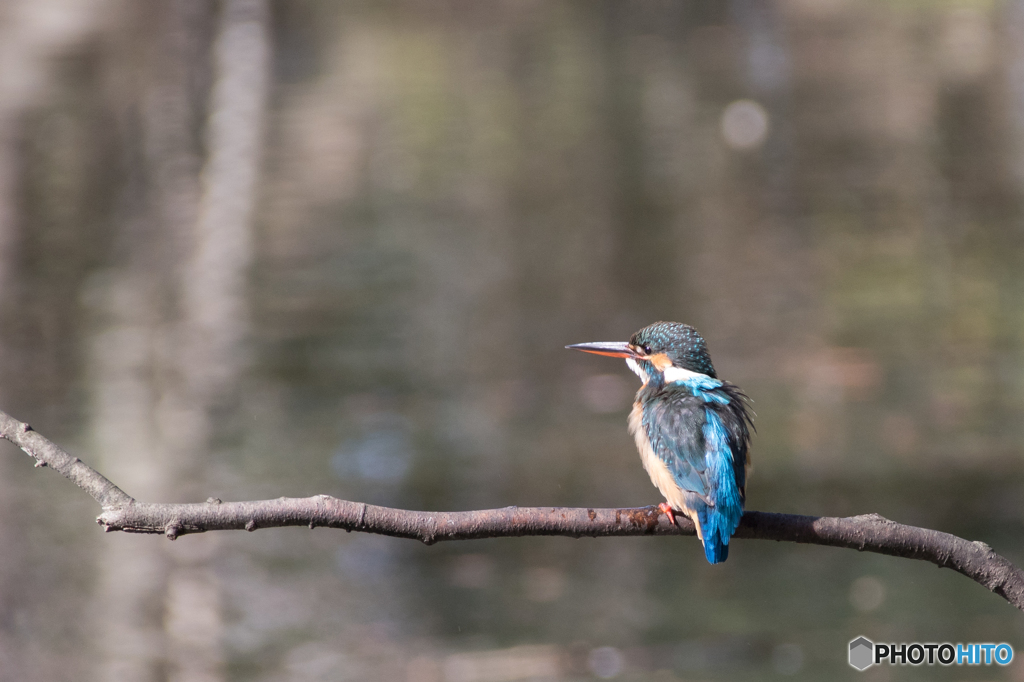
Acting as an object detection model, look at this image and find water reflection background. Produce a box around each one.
[0,1,1023,680]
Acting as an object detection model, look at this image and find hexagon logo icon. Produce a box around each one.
[849,637,874,671]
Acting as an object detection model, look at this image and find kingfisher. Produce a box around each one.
[567,322,753,564]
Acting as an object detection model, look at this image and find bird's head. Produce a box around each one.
[566,321,716,386]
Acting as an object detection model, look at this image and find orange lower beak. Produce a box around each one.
[565,341,638,359]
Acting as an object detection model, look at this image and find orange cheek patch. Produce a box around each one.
[649,353,672,371]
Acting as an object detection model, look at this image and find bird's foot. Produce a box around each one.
[658,502,677,526]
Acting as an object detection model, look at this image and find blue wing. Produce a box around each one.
[641,387,713,502]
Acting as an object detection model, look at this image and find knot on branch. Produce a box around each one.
[615,506,663,532]
[420,517,438,545]
[850,513,893,524]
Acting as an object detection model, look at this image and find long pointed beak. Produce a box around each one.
[565,341,638,359]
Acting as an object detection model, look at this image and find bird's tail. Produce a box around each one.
[706,541,728,564]
[692,489,741,561]
[695,505,733,564]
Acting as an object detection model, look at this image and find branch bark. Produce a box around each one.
[2,408,1022,611]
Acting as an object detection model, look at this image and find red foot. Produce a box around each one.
[658,502,677,526]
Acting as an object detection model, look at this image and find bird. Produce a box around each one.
[567,321,753,564]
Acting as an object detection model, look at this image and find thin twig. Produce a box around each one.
[0,410,132,508]
[1,407,1021,611]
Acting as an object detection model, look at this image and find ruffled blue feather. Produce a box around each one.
[695,408,743,564]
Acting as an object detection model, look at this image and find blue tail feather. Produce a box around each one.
[696,505,732,564]
[705,537,729,564]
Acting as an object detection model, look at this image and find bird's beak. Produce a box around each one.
[564,341,639,359]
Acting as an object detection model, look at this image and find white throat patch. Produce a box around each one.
[625,358,648,384]
[663,366,707,384]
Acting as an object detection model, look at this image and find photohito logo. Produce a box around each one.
[849,636,1013,671]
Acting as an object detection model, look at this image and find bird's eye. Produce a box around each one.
[642,344,652,354]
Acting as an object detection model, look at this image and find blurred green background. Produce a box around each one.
[0,0,1022,680]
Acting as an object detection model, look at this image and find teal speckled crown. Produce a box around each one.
[630,322,716,378]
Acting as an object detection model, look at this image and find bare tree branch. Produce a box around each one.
[2,407,1022,611]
